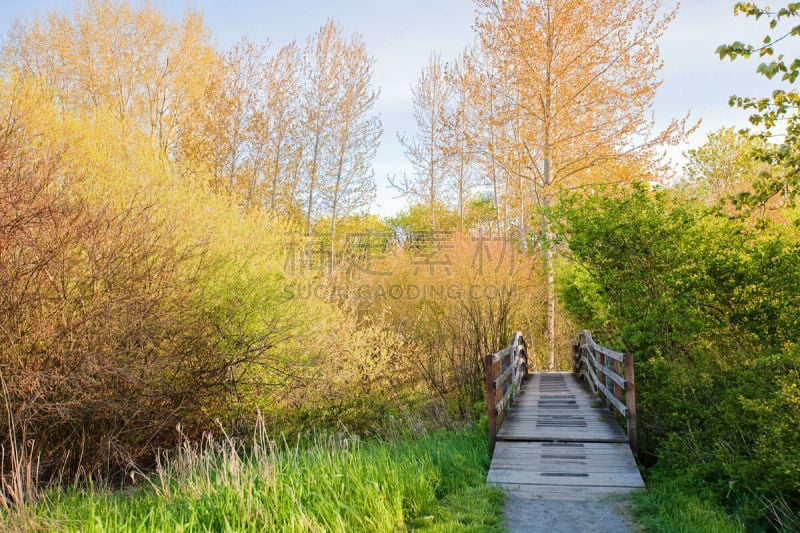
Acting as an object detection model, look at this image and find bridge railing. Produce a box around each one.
[484,332,528,455]
[572,330,637,453]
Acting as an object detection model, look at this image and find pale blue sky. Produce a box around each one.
[0,1,779,214]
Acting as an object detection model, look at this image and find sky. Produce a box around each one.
[0,0,781,215]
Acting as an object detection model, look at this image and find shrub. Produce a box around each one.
[338,232,570,419]
[553,183,800,528]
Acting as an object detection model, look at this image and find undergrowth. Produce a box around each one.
[632,473,746,533]
[1,423,503,532]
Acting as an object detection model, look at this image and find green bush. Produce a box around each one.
[553,183,800,529]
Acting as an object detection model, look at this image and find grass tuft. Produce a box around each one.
[632,475,745,533]
[3,424,503,532]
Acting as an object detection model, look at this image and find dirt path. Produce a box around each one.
[504,492,640,532]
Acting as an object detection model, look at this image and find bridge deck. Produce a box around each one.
[487,372,644,500]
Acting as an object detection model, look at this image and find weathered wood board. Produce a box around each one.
[487,372,644,501]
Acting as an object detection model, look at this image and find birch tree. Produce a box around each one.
[394,52,452,231]
[301,20,344,237]
[179,38,268,196]
[324,36,381,273]
[259,43,303,217]
[475,0,693,369]
[445,54,479,231]
[2,0,216,159]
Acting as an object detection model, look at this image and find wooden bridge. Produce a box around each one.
[484,331,644,513]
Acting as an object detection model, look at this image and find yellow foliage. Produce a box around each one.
[330,232,574,415]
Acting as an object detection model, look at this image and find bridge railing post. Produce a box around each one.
[625,352,637,454]
[571,341,579,373]
[485,332,529,457]
[484,352,496,456]
[599,350,607,403]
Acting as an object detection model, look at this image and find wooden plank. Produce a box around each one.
[493,441,634,452]
[489,461,638,473]
[625,352,638,455]
[498,430,627,441]
[593,343,625,363]
[498,435,629,444]
[499,413,621,423]
[511,401,599,408]
[492,451,636,462]
[494,355,523,388]
[491,463,638,475]
[496,379,525,415]
[585,361,628,417]
[492,454,633,464]
[492,446,637,459]
[492,450,637,462]
[493,457,634,466]
[494,463,635,472]
[502,411,618,419]
[487,470,644,488]
[590,352,627,389]
[498,420,625,431]
[499,417,626,430]
[500,423,622,430]
[492,345,512,363]
[484,353,496,456]
[487,484,641,501]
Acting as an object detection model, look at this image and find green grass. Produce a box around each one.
[5,426,503,532]
[631,475,746,533]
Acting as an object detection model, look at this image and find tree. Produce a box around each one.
[394,52,452,231]
[179,38,269,198]
[683,127,771,204]
[444,53,479,231]
[463,42,509,232]
[324,32,381,273]
[474,0,692,369]
[259,43,304,217]
[301,20,344,238]
[2,0,217,159]
[717,2,800,205]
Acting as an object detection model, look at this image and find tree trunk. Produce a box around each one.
[305,131,321,271]
[430,158,436,232]
[330,154,344,277]
[459,162,464,231]
[519,173,526,249]
[542,165,555,371]
[270,126,284,213]
[329,212,336,276]
[306,133,320,237]
[543,4,556,371]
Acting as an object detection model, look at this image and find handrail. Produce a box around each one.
[484,331,528,455]
[572,330,638,454]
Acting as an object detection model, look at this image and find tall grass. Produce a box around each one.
[632,476,745,533]
[2,422,503,532]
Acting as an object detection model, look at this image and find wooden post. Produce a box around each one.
[599,350,607,407]
[571,342,579,373]
[625,353,637,455]
[484,353,496,456]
